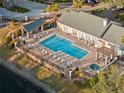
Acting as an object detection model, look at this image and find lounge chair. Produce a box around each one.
[43,51,51,56]
[49,52,52,56]
[67,57,75,61]
[43,52,52,58]
[60,59,64,63]
[41,49,45,53]
[57,57,61,61]
[40,34,43,37]
[60,54,68,59]
[37,36,41,39]
[44,50,48,54]
[53,55,56,59]
[46,32,49,35]
[55,53,66,58]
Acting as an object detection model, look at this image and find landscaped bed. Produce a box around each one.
[91,8,106,15]
[0,2,3,7]
[8,6,30,13]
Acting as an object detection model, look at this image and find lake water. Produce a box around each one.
[0,64,46,93]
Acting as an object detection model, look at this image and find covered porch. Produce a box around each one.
[96,46,116,67]
[21,18,44,38]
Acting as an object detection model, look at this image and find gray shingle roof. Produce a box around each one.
[57,11,107,38]
[102,24,124,46]
[23,18,44,32]
[58,11,124,46]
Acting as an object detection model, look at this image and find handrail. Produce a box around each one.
[18,46,67,73]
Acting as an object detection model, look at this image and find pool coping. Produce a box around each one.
[38,33,90,60]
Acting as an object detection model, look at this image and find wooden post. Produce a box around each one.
[25,16,28,22]
[21,29,24,36]
[96,52,99,61]
[0,15,2,21]
[105,56,108,66]
[41,25,43,31]
[110,54,113,60]
[69,70,72,80]
[27,32,29,38]
[11,34,15,40]
[15,42,17,48]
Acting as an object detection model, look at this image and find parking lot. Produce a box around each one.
[0,0,47,20]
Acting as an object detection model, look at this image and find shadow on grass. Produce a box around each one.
[40,74,70,92]
[0,46,15,58]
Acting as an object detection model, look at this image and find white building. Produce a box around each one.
[57,11,124,56]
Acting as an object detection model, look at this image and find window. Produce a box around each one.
[64,26,66,32]
[72,29,77,36]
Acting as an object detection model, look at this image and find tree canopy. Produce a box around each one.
[83,65,124,93]
[72,0,82,8]
[45,3,60,13]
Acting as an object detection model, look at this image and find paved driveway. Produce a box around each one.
[0,0,47,20]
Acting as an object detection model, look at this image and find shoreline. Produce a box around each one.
[0,64,44,93]
[0,58,56,93]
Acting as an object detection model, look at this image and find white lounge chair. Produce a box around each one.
[42,49,45,53]
[57,57,61,61]
[61,59,64,63]
[53,55,56,59]
[44,50,48,54]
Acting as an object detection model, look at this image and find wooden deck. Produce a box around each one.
[18,29,107,76]
[56,31,106,68]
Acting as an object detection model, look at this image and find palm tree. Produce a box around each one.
[9,21,16,29]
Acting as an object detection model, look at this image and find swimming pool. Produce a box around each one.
[39,35,88,59]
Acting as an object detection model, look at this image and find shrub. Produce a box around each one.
[4,35,12,44]
[89,77,98,87]
[117,13,124,21]
[14,29,22,36]
[91,8,105,14]
[7,41,15,49]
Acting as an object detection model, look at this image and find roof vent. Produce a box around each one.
[103,18,109,27]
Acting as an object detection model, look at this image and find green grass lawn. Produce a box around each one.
[41,74,69,92]
[40,73,82,93]
[59,82,82,93]
[8,6,30,13]
[0,46,14,58]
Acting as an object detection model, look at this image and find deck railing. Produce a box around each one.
[17,46,69,75]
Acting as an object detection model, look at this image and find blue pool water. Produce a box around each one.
[90,64,101,71]
[39,35,88,59]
